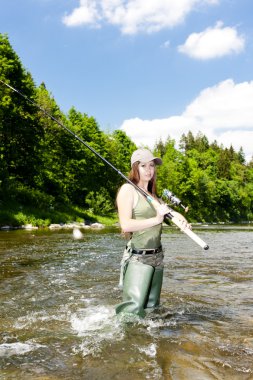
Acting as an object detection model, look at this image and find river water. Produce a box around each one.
[0,225,252,380]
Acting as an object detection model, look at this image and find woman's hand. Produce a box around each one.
[155,203,171,223]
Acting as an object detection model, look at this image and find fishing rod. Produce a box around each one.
[0,79,209,250]
[162,189,210,249]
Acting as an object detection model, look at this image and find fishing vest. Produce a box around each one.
[129,191,162,249]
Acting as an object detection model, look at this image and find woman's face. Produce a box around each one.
[138,160,155,182]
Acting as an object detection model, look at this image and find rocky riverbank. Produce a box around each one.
[0,221,105,231]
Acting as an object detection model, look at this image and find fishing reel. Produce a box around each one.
[163,189,189,213]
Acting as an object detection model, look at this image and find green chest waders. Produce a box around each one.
[115,261,164,318]
[146,266,164,309]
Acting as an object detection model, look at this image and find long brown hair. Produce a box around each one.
[128,161,157,196]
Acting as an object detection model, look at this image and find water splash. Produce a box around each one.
[138,342,157,357]
[70,305,124,356]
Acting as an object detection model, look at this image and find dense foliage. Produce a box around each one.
[1,34,253,225]
[155,133,253,222]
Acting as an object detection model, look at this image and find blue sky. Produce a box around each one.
[1,0,253,161]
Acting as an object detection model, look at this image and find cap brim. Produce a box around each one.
[154,158,162,165]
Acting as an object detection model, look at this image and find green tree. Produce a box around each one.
[34,83,75,203]
[0,33,43,193]
[67,107,113,206]
[154,137,185,199]
[179,131,195,153]
[83,129,137,211]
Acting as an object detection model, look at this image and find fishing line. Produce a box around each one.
[0,79,209,250]
[0,80,145,193]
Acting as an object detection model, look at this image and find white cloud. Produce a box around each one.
[120,79,253,161]
[62,0,219,34]
[62,0,101,27]
[178,21,245,59]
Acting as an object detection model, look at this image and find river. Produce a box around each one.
[0,225,252,379]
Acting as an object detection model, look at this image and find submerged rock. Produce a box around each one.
[90,222,104,229]
[22,224,38,230]
[48,222,105,230]
[1,225,12,230]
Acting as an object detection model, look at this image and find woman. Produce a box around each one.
[115,148,189,318]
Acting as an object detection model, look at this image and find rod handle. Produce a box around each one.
[147,196,209,250]
[166,215,209,250]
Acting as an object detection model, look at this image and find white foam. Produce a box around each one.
[0,342,45,357]
[138,343,157,357]
[71,305,120,335]
[70,305,124,356]
[14,310,67,329]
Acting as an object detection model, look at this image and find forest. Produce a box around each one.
[1,33,253,227]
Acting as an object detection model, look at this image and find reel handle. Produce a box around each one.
[163,189,189,212]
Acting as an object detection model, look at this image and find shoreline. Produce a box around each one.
[0,221,108,231]
[1,221,252,232]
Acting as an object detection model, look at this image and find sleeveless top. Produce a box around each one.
[129,191,162,250]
